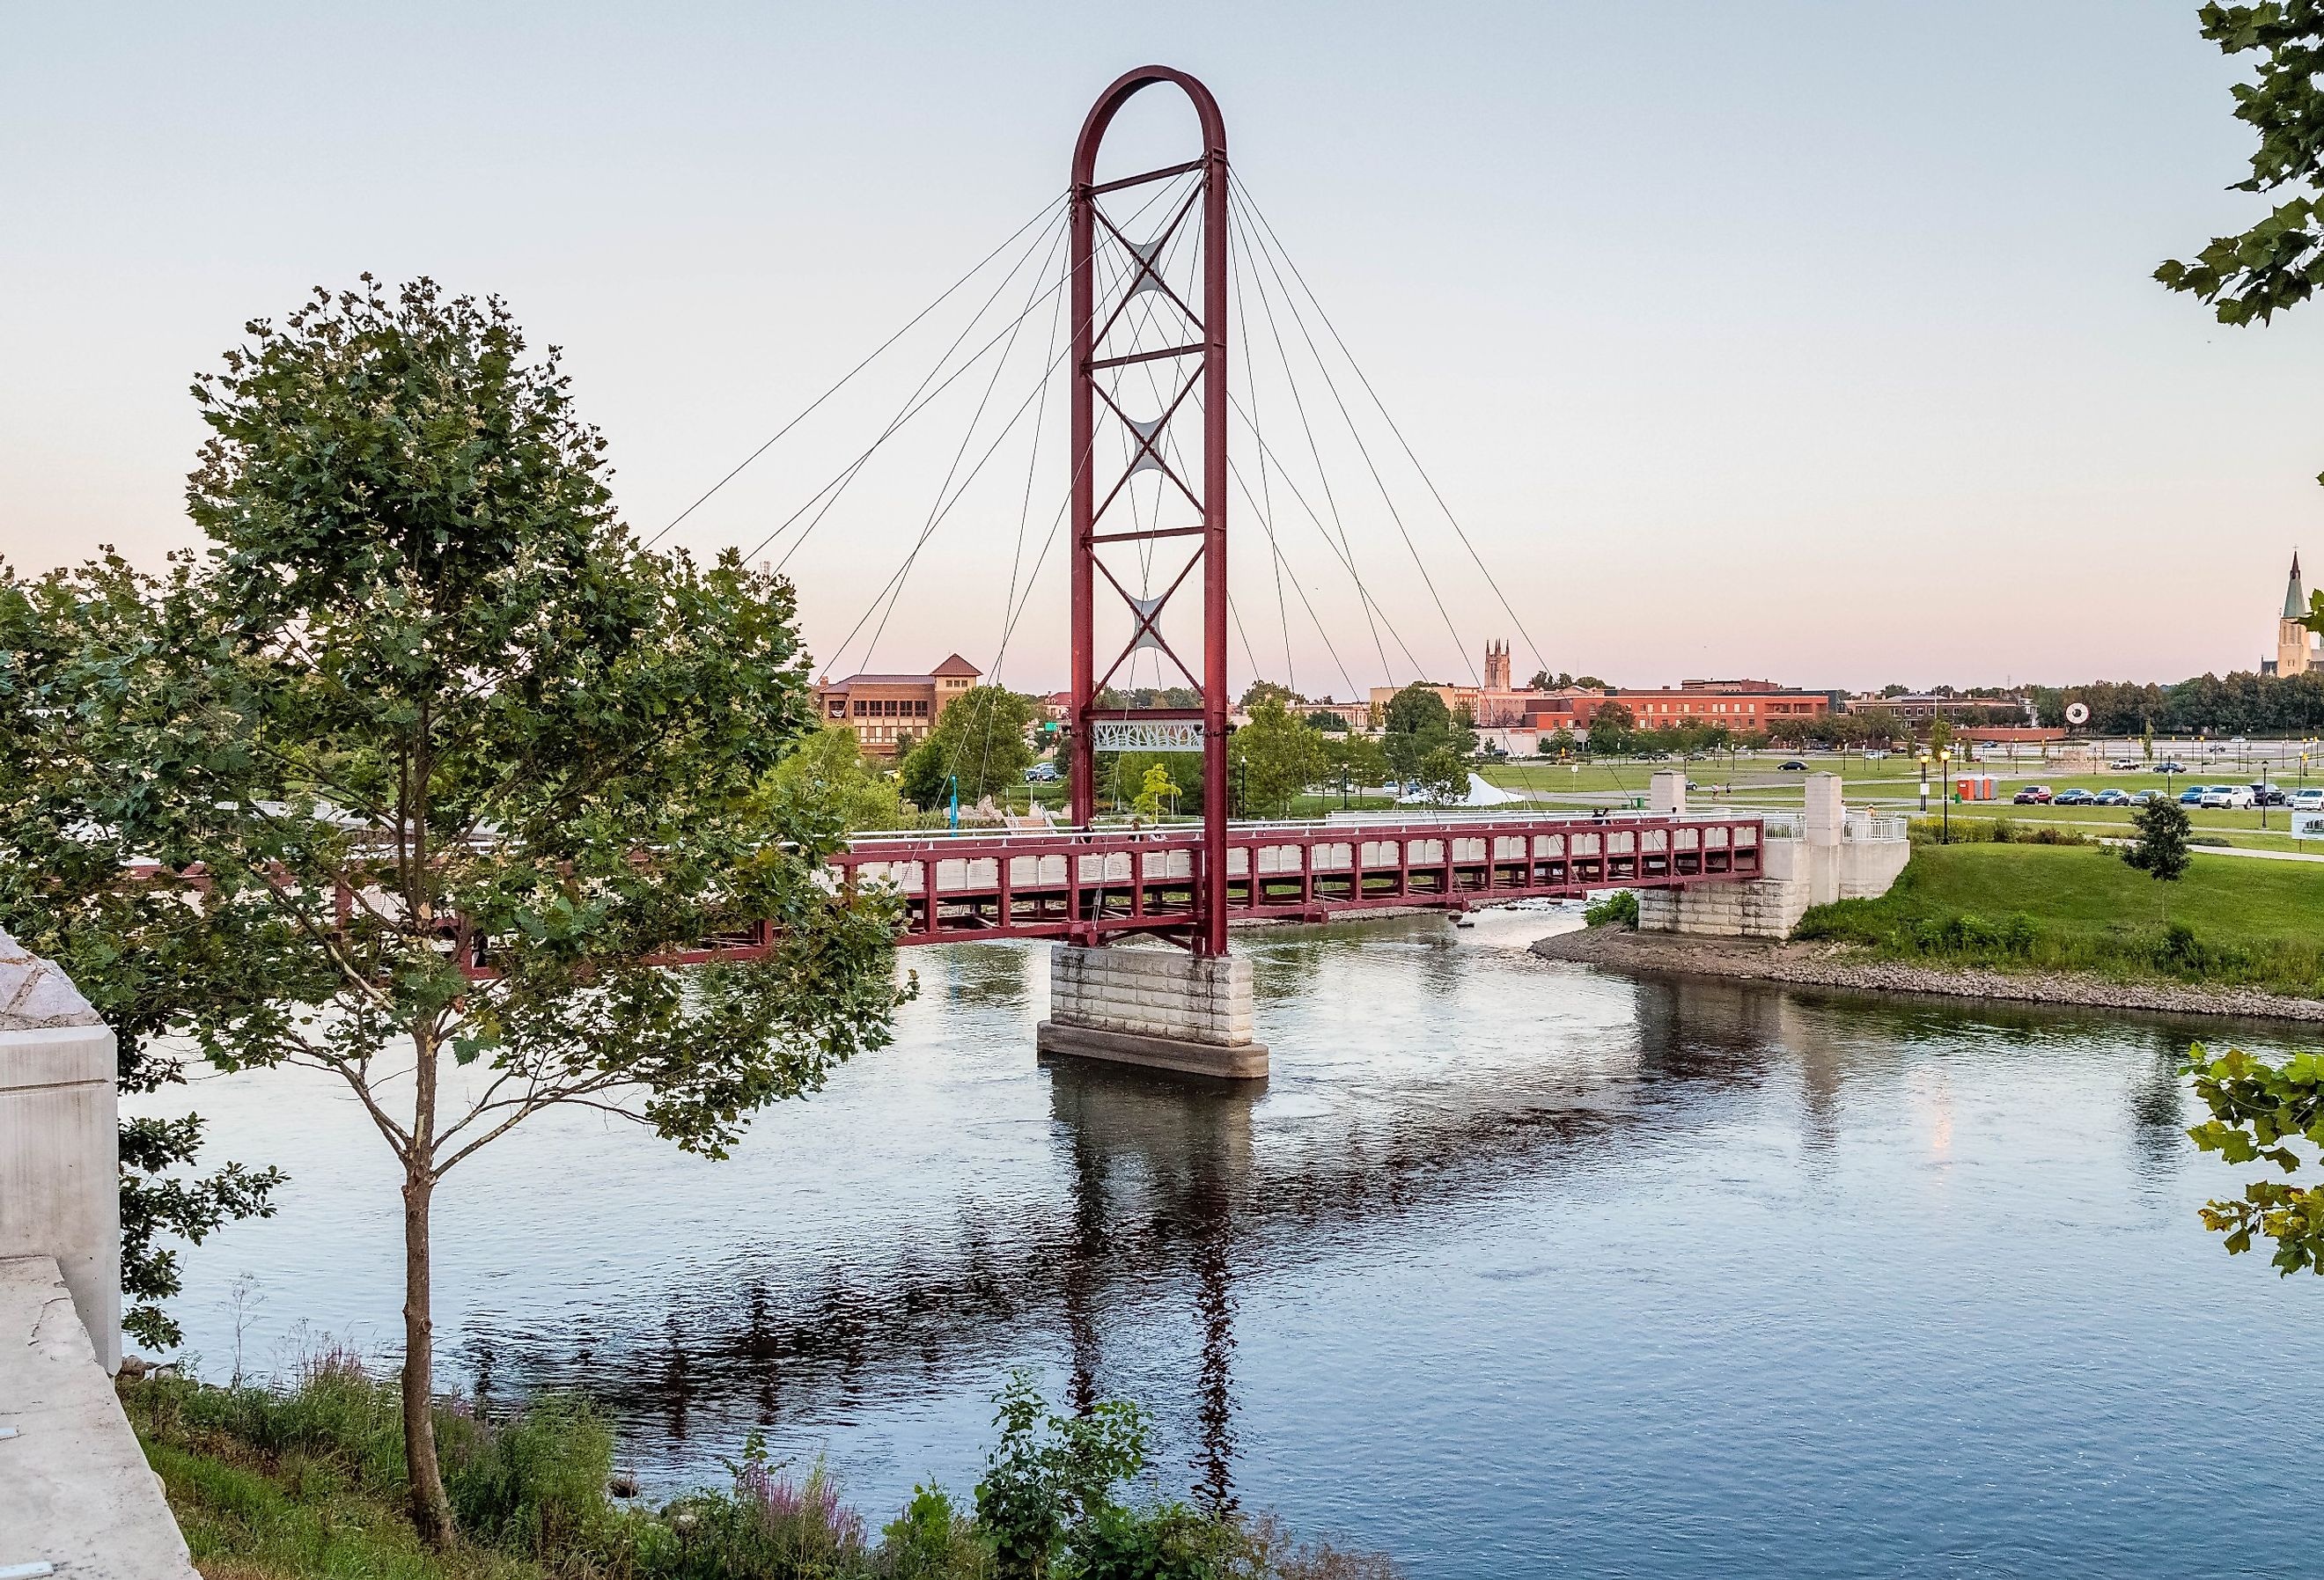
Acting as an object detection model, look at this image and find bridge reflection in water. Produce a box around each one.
[450,915,2200,1518]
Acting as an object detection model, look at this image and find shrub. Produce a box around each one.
[879,1484,984,1579]
[1070,1501,1239,1580]
[974,1372,1148,1579]
[1906,817,2090,848]
[654,1436,868,1579]
[1582,890,1638,928]
[445,1393,616,1557]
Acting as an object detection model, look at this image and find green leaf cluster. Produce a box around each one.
[972,1371,1156,1579]
[2185,1041,2324,1273]
[761,724,903,838]
[2158,3,2324,332]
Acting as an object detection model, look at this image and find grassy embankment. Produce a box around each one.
[1793,835,2324,996]
[125,1355,1390,1580]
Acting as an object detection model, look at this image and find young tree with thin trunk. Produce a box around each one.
[10,278,906,1545]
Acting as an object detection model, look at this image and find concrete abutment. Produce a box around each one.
[1636,772,1908,940]
[1037,944,1269,1082]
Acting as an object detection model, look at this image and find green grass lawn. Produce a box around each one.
[1924,803,2322,854]
[1795,841,2324,996]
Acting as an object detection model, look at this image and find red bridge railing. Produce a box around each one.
[827,812,1765,947]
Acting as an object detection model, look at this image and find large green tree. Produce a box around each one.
[5,277,906,1545]
[1587,702,1635,756]
[1228,699,1328,818]
[899,685,1038,810]
[1382,683,1467,784]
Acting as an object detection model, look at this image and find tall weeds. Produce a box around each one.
[126,1359,1402,1579]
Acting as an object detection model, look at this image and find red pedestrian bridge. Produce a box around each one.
[824,810,1767,948]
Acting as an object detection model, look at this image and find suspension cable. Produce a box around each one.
[648,191,1066,550]
[1235,180,1551,684]
[1231,191,1476,687]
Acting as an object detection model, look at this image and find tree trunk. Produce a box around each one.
[401,1164,456,1547]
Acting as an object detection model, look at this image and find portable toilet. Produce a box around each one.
[1954,773,1999,802]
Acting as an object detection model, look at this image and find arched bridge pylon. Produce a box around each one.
[1067,66,1232,957]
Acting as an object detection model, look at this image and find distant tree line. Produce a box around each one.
[2036,671,2324,736]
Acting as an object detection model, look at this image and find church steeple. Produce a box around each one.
[2279,552,2315,677]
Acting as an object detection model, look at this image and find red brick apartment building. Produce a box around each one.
[813,654,982,756]
[1524,679,1830,733]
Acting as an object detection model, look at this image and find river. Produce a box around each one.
[137,907,2324,1577]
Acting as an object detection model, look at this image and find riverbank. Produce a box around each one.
[122,1363,1395,1580]
[1537,837,2324,1016]
[1532,925,2324,1021]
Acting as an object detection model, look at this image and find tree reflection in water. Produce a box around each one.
[455,938,2262,1515]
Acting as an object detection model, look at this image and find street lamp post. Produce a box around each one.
[1938,747,1954,841]
[1918,750,1931,812]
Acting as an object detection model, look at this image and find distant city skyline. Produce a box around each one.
[6,1,2322,692]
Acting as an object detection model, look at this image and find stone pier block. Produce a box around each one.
[1038,944,1268,1081]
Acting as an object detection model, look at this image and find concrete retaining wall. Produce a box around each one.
[0,1254,199,1578]
[1636,774,1908,941]
[0,927,120,1373]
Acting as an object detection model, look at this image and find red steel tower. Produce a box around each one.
[1066,67,1232,957]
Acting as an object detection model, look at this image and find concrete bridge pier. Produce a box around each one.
[1037,944,1269,1083]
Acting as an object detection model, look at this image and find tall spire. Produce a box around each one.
[2287,551,2308,621]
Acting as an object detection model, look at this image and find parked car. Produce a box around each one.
[2202,785,2256,809]
[2013,785,2053,805]
[2128,790,2166,805]
[2053,788,2096,805]
[2291,788,2324,812]
[2157,761,2188,775]
[2252,783,2289,807]
[2092,788,2132,806]
[2109,759,2142,771]
[1024,764,1061,783]
[1778,760,1808,771]
[2178,787,2208,805]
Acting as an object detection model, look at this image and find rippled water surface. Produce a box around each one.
[143,908,2324,1577]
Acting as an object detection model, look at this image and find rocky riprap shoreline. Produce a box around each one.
[1530,924,2324,1023]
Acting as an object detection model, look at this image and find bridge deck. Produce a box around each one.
[826,812,1765,947]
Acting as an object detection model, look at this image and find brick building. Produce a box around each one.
[813,654,982,756]
[1525,678,1830,733]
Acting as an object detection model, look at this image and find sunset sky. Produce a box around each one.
[5,1,2320,695]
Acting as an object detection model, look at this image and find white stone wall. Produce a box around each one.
[1838,837,1911,900]
[1048,944,1256,1048]
[0,928,120,1373]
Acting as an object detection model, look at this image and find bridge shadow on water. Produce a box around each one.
[454,924,2227,1507]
